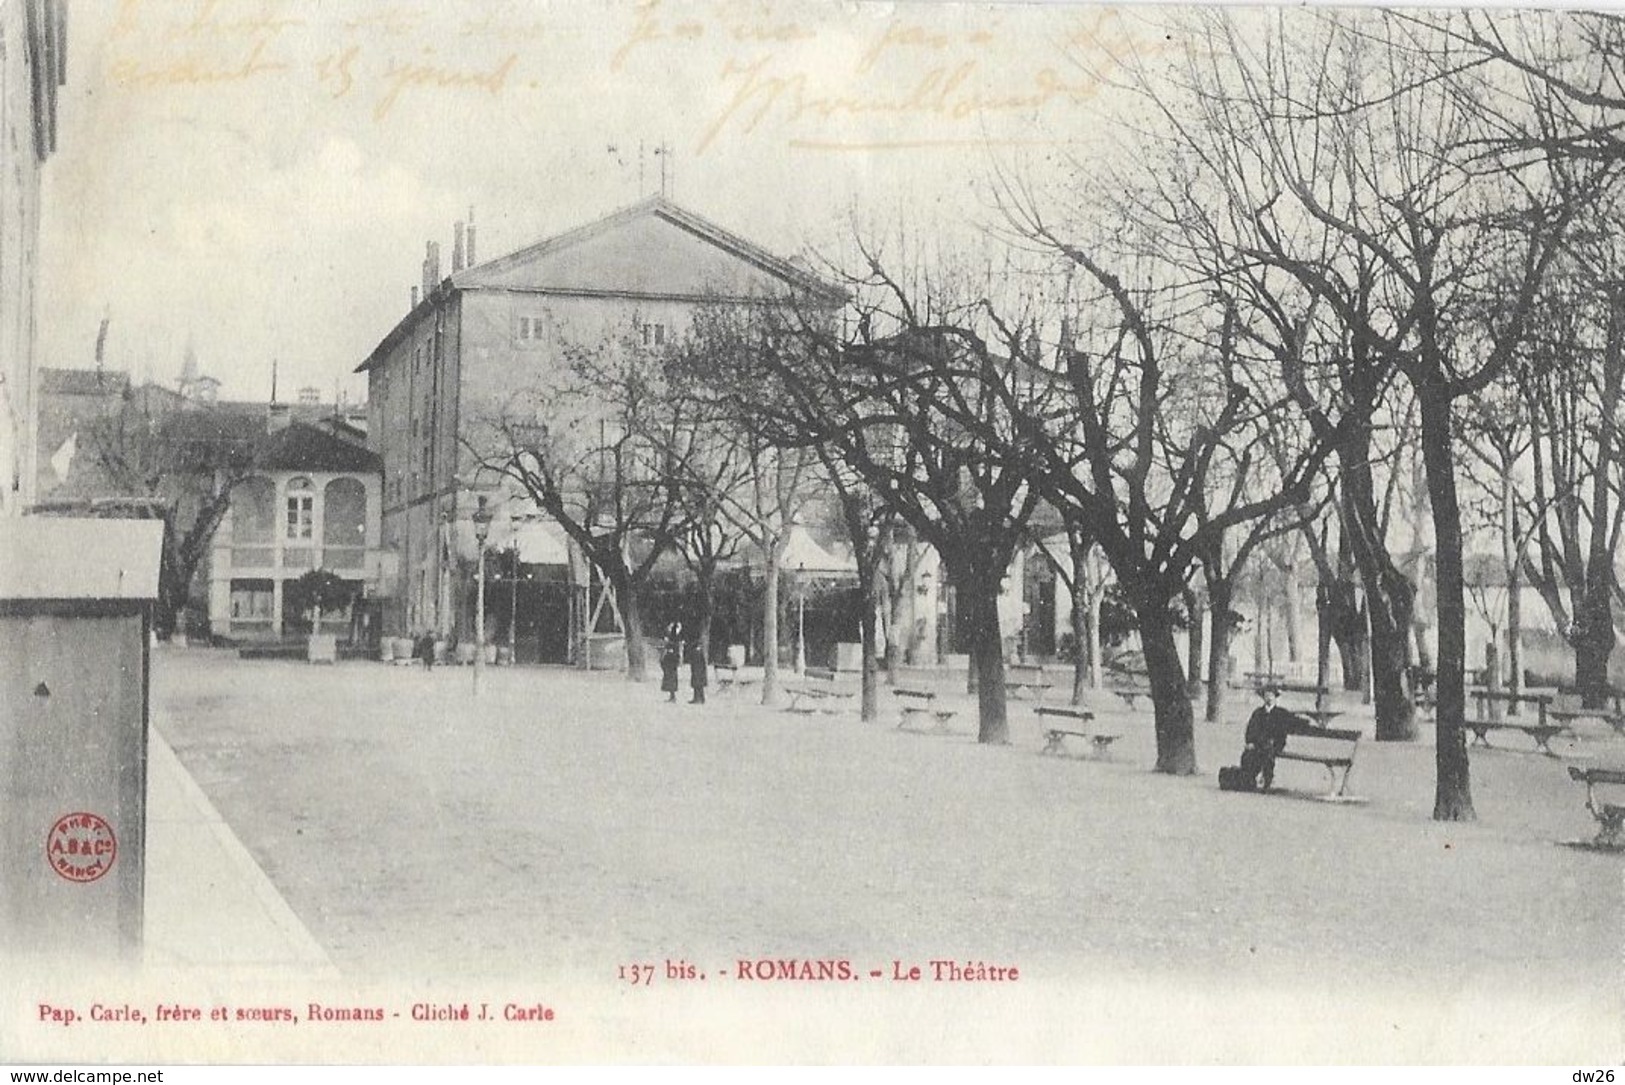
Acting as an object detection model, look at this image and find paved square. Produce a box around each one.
[153,649,1623,1060]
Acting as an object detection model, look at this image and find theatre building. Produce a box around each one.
[357,195,839,662]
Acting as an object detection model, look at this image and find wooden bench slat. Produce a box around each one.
[1267,726,1361,799]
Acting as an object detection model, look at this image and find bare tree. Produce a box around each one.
[663,304,824,705]
[67,396,254,639]
[1506,247,1625,704]
[979,190,1340,772]
[1157,9,1613,818]
[471,328,690,681]
[733,247,1046,745]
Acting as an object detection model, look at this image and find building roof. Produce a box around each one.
[453,195,843,299]
[254,421,382,474]
[357,196,845,373]
[0,517,163,601]
[39,368,130,396]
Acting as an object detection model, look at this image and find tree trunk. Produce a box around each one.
[1577,292,1625,708]
[762,557,781,705]
[1328,588,1370,693]
[1205,578,1235,724]
[1185,589,1205,698]
[957,562,1009,744]
[1575,591,1615,708]
[1140,602,1197,774]
[1342,452,1417,741]
[1418,381,1475,821]
[1071,596,1089,706]
[1123,571,1197,773]
[878,578,898,683]
[1088,589,1103,690]
[1503,466,1523,711]
[619,577,649,682]
[859,562,880,722]
[1282,562,1302,663]
[695,560,718,659]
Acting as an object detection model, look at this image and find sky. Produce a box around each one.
[39,0,1166,405]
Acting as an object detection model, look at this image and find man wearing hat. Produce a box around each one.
[1240,684,1297,791]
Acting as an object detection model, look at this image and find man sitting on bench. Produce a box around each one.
[1239,684,1299,792]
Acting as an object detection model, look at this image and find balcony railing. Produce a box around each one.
[231,546,275,568]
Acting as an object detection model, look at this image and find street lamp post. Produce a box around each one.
[473,505,494,698]
[795,561,807,676]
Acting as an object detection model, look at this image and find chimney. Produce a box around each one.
[267,402,291,434]
[428,241,441,287]
[466,207,476,267]
[452,221,465,273]
[411,285,420,309]
[421,243,433,297]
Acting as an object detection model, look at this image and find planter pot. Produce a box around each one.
[483,644,497,665]
[727,644,746,668]
[379,638,396,662]
[307,632,338,664]
[496,646,513,666]
[393,636,416,661]
[454,643,476,666]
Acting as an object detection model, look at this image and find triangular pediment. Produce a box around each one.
[452,197,839,301]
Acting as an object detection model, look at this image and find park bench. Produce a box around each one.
[783,667,857,715]
[713,662,759,696]
[1275,682,1343,727]
[1549,686,1625,737]
[1111,686,1152,710]
[1463,689,1568,756]
[1007,663,1053,701]
[1271,722,1363,800]
[1565,766,1625,850]
[1035,705,1121,759]
[893,687,958,733]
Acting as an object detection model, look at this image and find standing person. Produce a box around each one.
[659,623,683,704]
[416,630,436,672]
[1239,684,1296,791]
[686,628,708,705]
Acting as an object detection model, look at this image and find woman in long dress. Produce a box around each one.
[659,623,682,703]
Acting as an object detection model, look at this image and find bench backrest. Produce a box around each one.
[1034,705,1092,721]
[892,688,934,701]
[1570,766,1625,786]
[1279,722,1359,756]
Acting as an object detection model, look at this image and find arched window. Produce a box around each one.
[323,478,367,569]
[231,476,277,568]
[235,477,275,542]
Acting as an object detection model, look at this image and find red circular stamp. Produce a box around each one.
[46,812,117,883]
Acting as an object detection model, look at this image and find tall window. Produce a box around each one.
[285,477,314,541]
[640,322,667,347]
[323,478,367,569]
[516,313,548,347]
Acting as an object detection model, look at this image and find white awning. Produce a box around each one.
[780,524,856,575]
[510,521,569,565]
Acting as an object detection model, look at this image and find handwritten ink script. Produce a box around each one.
[98,0,1164,153]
